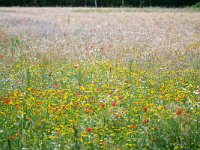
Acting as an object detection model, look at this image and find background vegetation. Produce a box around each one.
[0,0,200,7]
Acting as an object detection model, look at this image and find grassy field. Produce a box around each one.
[0,7,200,149]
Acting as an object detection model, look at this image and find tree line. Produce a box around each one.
[0,0,199,7]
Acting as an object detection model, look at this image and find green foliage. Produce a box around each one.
[192,2,200,8]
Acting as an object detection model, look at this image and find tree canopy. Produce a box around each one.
[0,0,199,7]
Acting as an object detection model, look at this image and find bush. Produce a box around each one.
[192,2,200,8]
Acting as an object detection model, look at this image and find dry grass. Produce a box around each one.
[0,8,200,62]
[0,8,200,72]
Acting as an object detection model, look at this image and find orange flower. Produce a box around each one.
[35,101,39,106]
[76,92,80,97]
[125,80,129,84]
[100,141,105,145]
[152,126,158,130]
[16,132,20,137]
[54,83,59,88]
[54,108,58,112]
[152,137,157,142]
[96,88,101,92]
[74,65,78,69]
[101,103,106,107]
[37,94,41,98]
[61,105,66,109]
[73,102,78,108]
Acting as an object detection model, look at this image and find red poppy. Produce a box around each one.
[4,99,10,105]
[118,95,123,99]
[86,127,92,133]
[111,101,116,106]
[10,135,14,140]
[176,109,182,116]
[26,118,31,121]
[130,125,136,129]
[143,107,147,112]
[89,108,93,113]
[144,119,148,123]
[101,103,106,107]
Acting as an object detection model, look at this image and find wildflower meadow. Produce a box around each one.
[0,8,200,150]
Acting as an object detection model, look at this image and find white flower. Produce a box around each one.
[197,102,200,108]
[0,130,4,133]
[194,89,200,95]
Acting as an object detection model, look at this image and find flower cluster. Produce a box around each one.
[0,59,199,149]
